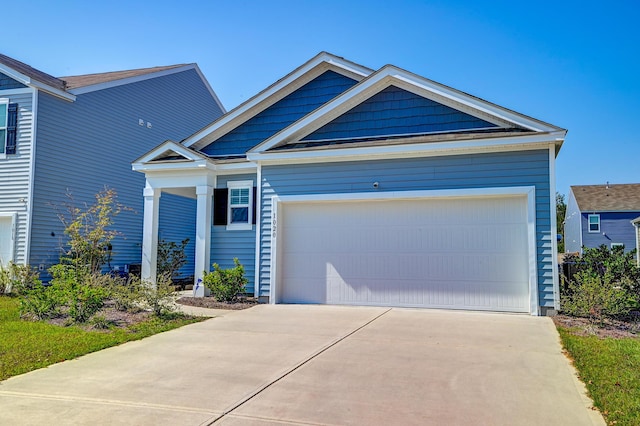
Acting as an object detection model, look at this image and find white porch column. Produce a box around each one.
[141,185,161,285]
[194,185,213,297]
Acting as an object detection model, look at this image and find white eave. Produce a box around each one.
[247,130,566,164]
[183,52,373,151]
[0,64,75,102]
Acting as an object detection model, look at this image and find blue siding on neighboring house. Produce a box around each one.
[580,211,639,252]
[158,193,196,279]
[303,86,499,141]
[260,149,554,307]
[30,68,224,278]
[201,71,357,156]
[211,173,257,294]
[0,73,26,90]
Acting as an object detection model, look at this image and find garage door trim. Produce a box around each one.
[269,186,539,315]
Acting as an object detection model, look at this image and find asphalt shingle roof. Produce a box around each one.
[571,183,640,212]
[0,53,67,91]
[61,64,189,89]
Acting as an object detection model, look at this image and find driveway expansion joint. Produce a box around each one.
[201,308,392,425]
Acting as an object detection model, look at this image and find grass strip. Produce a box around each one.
[0,296,205,381]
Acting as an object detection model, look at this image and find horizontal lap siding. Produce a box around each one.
[30,70,224,278]
[581,211,639,251]
[0,91,33,264]
[158,194,196,279]
[260,149,553,307]
[212,174,256,294]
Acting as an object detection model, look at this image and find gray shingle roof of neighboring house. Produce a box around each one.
[0,53,67,91]
[1,53,190,92]
[571,183,640,211]
[61,64,189,89]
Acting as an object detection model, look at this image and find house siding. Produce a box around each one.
[0,73,27,90]
[259,149,554,307]
[580,211,639,252]
[303,85,499,141]
[211,173,257,294]
[0,90,34,265]
[30,69,224,277]
[564,190,581,253]
[201,71,358,156]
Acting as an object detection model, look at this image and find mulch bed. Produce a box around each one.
[552,314,640,339]
[176,296,259,311]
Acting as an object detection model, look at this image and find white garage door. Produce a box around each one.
[277,196,531,312]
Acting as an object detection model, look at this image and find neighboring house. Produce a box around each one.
[633,217,640,266]
[564,183,640,255]
[133,52,566,316]
[0,54,225,278]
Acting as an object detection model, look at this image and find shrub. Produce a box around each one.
[561,271,634,322]
[135,274,177,317]
[157,238,190,282]
[19,283,64,320]
[110,279,144,313]
[203,258,248,302]
[49,264,108,323]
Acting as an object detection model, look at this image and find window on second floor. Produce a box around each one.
[0,100,18,155]
[588,214,600,233]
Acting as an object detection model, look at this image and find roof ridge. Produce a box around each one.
[61,64,194,89]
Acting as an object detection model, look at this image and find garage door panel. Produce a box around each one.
[278,196,530,313]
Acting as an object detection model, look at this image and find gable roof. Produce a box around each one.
[184,52,373,150]
[249,63,565,153]
[0,54,223,110]
[571,184,640,212]
[62,64,188,89]
[0,53,66,91]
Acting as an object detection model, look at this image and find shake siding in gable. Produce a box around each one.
[30,69,224,275]
[201,71,358,156]
[303,86,499,141]
[259,149,554,307]
[0,91,34,264]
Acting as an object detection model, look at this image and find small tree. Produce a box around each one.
[56,188,126,275]
[556,192,566,253]
[157,238,190,282]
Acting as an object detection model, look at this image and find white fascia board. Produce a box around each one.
[133,140,207,164]
[251,65,565,153]
[247,133,564,165]
[68,64,197,95]
[183,52,373,150]
[0,64,75,102]
[132,157,256,174]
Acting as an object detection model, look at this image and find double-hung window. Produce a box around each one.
[0,100,18,155]
[588,214,600,233]
[227,180,253,230]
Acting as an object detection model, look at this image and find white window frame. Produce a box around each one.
[0,99,8,155]
[611,243,624,249]
[0,212,17,266]
[588,214,600,233]
[226,180,253,231]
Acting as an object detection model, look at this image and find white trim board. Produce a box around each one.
[0,64,75,102]
[269,186,539,315]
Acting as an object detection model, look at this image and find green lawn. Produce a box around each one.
[0,295,205,381]
[557,327,640,426]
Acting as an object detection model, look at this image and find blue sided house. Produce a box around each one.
[0,54,225,278]
[564,183,640,256]
[133,52,567,316]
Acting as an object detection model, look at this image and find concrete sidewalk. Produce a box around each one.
[0,305,604,425]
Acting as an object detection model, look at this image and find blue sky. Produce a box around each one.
[4,0,639,196]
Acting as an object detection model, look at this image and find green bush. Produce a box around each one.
[157,238,190,282]
[19,283,64,320]
[49,264,108,323]
[561,271,634,322]
[110,279,144,313]
[203,258,248,302]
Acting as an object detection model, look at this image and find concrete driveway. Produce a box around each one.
[0,305,604,425]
